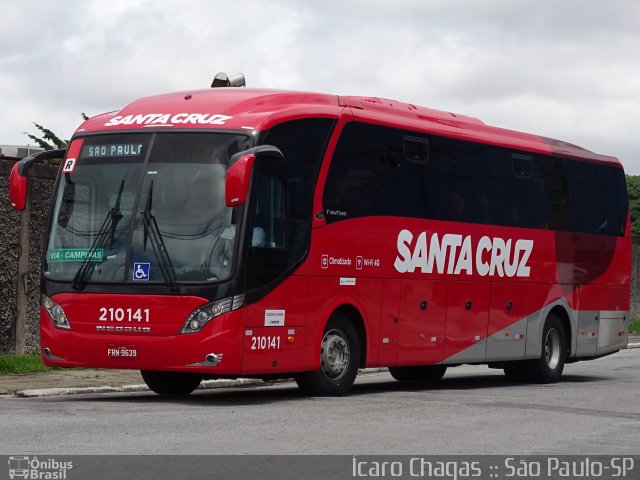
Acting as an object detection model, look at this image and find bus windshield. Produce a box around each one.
[44,132,251,284]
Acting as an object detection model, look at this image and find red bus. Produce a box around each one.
[9,76,631,396]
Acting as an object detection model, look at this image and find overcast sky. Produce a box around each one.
[2,0,639,172]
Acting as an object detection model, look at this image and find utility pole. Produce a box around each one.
[15,181,30,355]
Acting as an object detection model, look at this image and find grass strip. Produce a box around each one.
[0,355,51,375]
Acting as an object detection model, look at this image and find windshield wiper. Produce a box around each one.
[71,180,125,290]
[140,181,179,291]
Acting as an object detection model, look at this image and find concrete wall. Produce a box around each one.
[0,159,57,354]
[0,160,21,354]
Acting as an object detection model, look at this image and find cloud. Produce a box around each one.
[1,0,639,172]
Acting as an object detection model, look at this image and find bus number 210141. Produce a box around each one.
[99,307,150,323]
[251,336,281,350]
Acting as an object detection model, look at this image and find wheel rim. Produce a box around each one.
[320,329,350,380]
[544,327,561,369]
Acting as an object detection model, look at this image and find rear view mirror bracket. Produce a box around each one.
[9,149,66,210]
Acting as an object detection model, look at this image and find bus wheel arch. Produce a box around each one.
[331,304,367,369]
[525,309,568,383]
[549,305,572,359]
[295,305,365,396]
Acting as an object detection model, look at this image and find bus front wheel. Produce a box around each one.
[141,370,202,396]
[525,313,566,383]
[295,313,360,396]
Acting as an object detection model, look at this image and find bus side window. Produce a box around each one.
[251,176,285,249]
[323,122,387,222]
[543,156,571,232]
[385,129,430,219]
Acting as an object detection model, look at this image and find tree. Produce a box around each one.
[23,122,68,151]
[22,113,89,163]
[626,175,640,236]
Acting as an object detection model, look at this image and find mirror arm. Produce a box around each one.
[15,148,67,177]
[229,145,283,166]
[10,148,67,210]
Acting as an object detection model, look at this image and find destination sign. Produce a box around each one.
[48,248,104,263]
[81,143,144,158]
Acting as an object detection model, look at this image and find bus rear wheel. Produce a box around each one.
[524,313,566,383]
[295,313,360,396]
[141,370,202,396]
[389,365,447,384]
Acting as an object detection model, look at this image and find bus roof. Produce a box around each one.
[78,87,621,167]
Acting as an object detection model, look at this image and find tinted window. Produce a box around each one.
[323,122,387,221]
[565,160,625,235]
[386,129,431,219]
[261,118,335,229]
[323,121,627,236]
[248,118,334,289]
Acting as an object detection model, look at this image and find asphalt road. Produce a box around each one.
[1,348,639,456]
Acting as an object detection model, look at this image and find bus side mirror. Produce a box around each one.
[9,162,28,210]
[9,149,67,211]
[225,145,284,207]
[225,153,256,207]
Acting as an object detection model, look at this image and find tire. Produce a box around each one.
[503,362,526,382]
[525,313,566,383]
[141,370,202,396]
[295,313,360,396]
[389,365,447,384]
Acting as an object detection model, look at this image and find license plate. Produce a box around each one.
[107,346,138,359]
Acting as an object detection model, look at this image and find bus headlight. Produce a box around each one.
[41,293,71,330]
[180,295,243,334]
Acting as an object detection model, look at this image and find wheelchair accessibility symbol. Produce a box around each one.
[133,262,150,281]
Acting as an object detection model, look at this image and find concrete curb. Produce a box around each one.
[14,368,389,398]
[16,378,265,398]
[626,342,640,349]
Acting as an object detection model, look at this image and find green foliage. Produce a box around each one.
[630,320,640,334]
[23,122,69,151]
[0,355,52,375]
[626,175,640,236]
[23,113,91,154]
[22,113,90,164]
